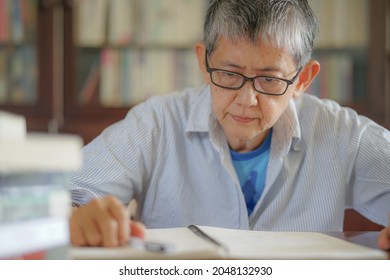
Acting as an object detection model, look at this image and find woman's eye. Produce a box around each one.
[263,77,277,83]
[224,72,237,77]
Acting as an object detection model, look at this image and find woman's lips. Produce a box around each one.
[231,115,255,123]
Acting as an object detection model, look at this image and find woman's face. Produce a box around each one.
[199,37,302,152]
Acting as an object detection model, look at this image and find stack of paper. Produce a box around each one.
[0,111,83,259]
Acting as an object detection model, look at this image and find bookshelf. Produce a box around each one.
[308,0,369,109]
[62,0,207,143]
[1,0,388,142]
[368,0,390,128]
[0,0,64,133]
[0,0,38,105]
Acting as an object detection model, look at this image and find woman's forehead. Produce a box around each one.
[211,36,296,70]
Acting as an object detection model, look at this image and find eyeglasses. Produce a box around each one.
[205,52,302,96]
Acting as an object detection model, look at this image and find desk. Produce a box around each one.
[327,231,390,259]
[71,230,389,260]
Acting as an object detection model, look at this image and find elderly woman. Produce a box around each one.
[69,0,390,250]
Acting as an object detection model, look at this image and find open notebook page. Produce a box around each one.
[71,227,223,260]
[71,226,387,260]
[199,226,387,260]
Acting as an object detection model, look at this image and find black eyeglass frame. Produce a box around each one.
[205,52,302,96]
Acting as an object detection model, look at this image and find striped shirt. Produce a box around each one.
[70,86,390,231]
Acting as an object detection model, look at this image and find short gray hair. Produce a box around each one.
[203,0,318,67]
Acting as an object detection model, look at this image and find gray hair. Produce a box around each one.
[203,0,318,67]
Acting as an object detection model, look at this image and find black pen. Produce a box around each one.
[129,237,174,253]
[188,225,229,253]
[128,200,175,253]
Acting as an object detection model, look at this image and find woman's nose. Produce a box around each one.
[235,82,258,107]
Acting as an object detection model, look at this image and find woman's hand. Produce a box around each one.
[70,196,145,247]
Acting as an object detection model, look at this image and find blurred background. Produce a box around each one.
[0,0,388,144]
[0,0,389,260]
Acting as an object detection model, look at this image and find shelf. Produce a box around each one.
[0,0,388,143]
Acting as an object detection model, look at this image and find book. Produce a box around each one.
[21,0,38,42]
[20,45,37,104]
[107,0,135,45]
[0,183,71,222]
[70,225,387,260]
[10,0,24,43]
[0,132,83,173]
[99,48,121,107]
[2,245,69,260]
[7,46,37,105]
[0,110,26,141]
[78,60,100,105]
[0,111,82,259]
[311,0,368,48]
[0,111,82,172]
[0,0,10,43]
[0,51,7,104]
[135,0,206,46]
[75,0,108,46]
[0,216,70,259]
[307,52,353,103]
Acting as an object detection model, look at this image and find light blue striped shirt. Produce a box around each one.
[70,86,390,231]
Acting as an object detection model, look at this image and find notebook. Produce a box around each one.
[71,225,387,260]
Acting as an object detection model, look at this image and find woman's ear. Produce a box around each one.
[293,59,320,98]
[194,42,211,84]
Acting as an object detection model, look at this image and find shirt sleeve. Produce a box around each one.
[69,100,161,206]
[347,118,390,226]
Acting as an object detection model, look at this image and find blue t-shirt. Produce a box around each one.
[230,130,272,215]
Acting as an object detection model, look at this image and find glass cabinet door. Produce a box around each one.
[63,0,208,143]
[69,0,206,110]
[309,0,369,107]
[0,0,62,132]
[0,0,38,106]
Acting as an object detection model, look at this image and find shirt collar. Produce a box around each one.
[185,86,213,133]
[272,99,302,155]
[185,86,302,154]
